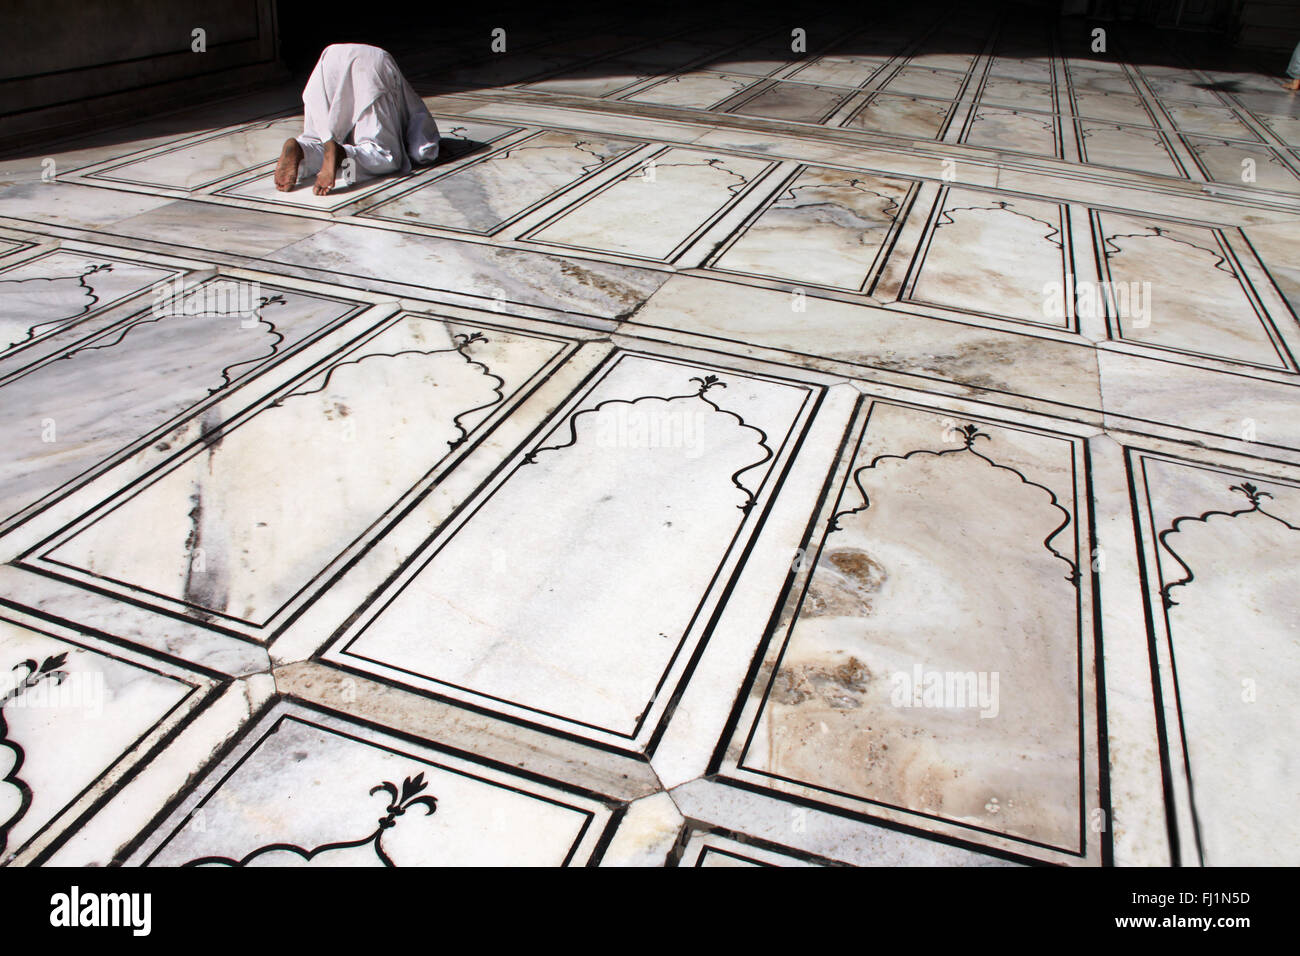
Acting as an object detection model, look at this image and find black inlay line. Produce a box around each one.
[0,252,184,380]
[0,286,367,534]
[330,350,817,744]
[0,619,205,863]
[21,315,574,640]
[139,710,602,868]
[1141,454,1300,866]
[722,398,1097,861]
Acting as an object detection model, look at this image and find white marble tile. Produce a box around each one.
[1071,89,1155,125]
[1079,123,1183,176]
[86,118,302,192]
[901,187,1073,327]
[726,81,855,124]
[128,702,618,866]
[323,352,817,748]
[269,221,667,317]
[0,251,180,364]
[361,130,641,234]
[0,281,360,527]
[623,71,759,109]
[1,616,207,862]
[1183,137,1300,192]
[1129,452,1300,865]
[36,313,571,636]
[962,107,1058,156]
[524,147,773,261]
[882,67,967,99]
[787,55,889,89]
[710,167,914,290]
[844,93,953,139]
[1093,210,1291,368]
[978,76,1056,112]
[714,399,1103,864]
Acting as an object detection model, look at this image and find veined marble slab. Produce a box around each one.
[33,314,572,637]
[1144,77,1226,108]
[726,81,854,124]
[1130,453,1300,865]
[523,148,773,262]
[324,352,816,747]
[902,187,1072,328]
[787,55,890,89]
[360,130,641,234]
[844,93,953,139]
[1068,67,1138,96]
[1093,211,1291,369]
[0,251,179,365]
[1183,138,1300,192]
[1,616,205,862]
[87,118,303,191]
[988,58,1053,83]
[0,280,361,527]
[129,703,617,866]
[623,71,759,109]
[963,107,1058,157]
[1079,123,1183,176]
[267,221,667,318]
[719,401,1101,864]
[710,166,915,291]
[1163,105,1261,142]
[1070,89,1154,125]
[882,67,967,99]
[978,77,1056,112]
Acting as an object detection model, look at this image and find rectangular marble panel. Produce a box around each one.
[1182,137,1300,191]
[1078,123,1183,176]
[1070,89,1154,125]
[963,107,1059,156]
[903,186,1073,327]
[787,55,889,88]
[0,280,361,526]
[623,71,759,109]
[719,400,1102,865]
[1129,452,1300,865]
[978,77,1056,112]
[87,118,302,191]
[1163,105,1261,142]
[726,81,854,124]
[360,130,641,234]
[844,93,953,139]
[1,251,180,369]
[128,703,616,866]
[1,616,203,860]
[29,313,572,637]
[1093,211,1292,369]
[324,352,816,747]
[523,147,774,262]
[882,67,967,99]
[710,166,915,291]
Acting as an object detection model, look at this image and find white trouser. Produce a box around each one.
[296,92,404,180]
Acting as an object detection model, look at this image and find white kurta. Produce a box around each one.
[296,43,439,178]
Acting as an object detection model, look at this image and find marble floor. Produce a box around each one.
[2,4,1298,868]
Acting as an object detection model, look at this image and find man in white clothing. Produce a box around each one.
[275,43,441,195]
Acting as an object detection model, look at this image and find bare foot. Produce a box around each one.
[314,140,346,195]
[274,138,303,191]
[1288,77,1300,91]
